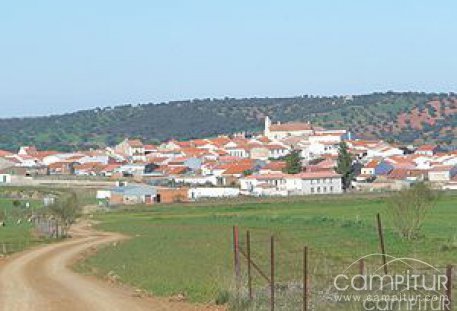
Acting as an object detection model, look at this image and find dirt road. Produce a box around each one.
[0,221,221,311]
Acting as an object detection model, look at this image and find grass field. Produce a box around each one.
[0,197,46,254]
[77,192,457,307]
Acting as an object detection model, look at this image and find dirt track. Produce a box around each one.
[0,221,221,311]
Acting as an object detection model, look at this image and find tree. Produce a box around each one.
[386,182,439,240]
[284,150,302,174]
[47,192,79,237]
[336,141,354,190]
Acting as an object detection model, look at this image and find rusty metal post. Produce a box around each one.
[270,235,275,311]
[445,265,453,311]
[247,230,252,300]
[233,226,241,292]
[303,246,308,311]
[376,213,388,274]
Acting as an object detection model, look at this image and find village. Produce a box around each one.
[1,116,457,206]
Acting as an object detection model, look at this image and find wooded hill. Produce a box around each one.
[1,91,457,151]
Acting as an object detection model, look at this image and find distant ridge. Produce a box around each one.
[1,92,456,151]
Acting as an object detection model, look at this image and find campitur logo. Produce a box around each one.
[322,254,451,310]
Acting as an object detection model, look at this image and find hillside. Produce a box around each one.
[1,92,456,151]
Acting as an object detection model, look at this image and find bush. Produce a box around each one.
[386,183,439,240]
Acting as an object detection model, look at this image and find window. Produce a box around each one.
[311,187,314,193]
[317,187,321,193]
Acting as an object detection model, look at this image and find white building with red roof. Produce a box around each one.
[114,138,146,162]
[264,116,314,140]
[240,170,342,196]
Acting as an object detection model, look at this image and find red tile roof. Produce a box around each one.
[365,160,379,169]
[416,145,437,152]
[269,122,312,132]
[262,161,286,171]
[0,150,13,157]
[127,139,144,148]
[388,168,424,180]
[294,171,341,179]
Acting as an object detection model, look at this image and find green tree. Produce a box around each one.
[284,150,302,174]
[336,141,354,190]
[386,182,439,240]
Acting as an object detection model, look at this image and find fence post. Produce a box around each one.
[233,226,241,293]
[303,246,308,311]
[445,265,453,311]
[270,235,275,311]
[358,259,365,289]
[247,230,252,300]
[376,213,388,274]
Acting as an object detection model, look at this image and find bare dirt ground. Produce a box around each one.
[0,220,224,311]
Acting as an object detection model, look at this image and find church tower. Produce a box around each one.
[264,116,271,137]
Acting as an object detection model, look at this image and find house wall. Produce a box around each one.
[189,187,240,199]
[266,129,313,140]
[243,176,343,196]
[227,149,249,158]
[268,148,289,159]
[250,147,269,160]
[294,177,343,195]
[361,168,375,175]
[109,194,125,205]
[157,188,188,203]
[0,174,12,184]
[428,171,451,182]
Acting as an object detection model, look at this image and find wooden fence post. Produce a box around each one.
[359,259,365,289]
[445,265,453,311]
[303,246,308,311]
[233,226,241,292]
[270,235,275,311]
[247,230,252,300]
[376,213,388,274]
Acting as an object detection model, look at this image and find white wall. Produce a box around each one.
[188,187,240,199]
[0,174,12,184]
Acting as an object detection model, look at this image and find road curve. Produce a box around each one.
[0,221,219,311]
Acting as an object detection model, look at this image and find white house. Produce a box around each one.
[240,171,343,196]
[266,144,290,159]
[428,165,457,182]
[308,141,339,158]
[115,139,146,162]
[415,145,438,156]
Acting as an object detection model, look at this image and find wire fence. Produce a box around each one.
[231,214,456,311]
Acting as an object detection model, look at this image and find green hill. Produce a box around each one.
[1,91,456,151]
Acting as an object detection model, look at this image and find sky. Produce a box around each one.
[0,1,456,117]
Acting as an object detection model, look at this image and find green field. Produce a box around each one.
[0,197,46,254]
[77,193,457,308]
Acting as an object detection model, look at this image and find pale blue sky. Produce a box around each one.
[0,1,456,117]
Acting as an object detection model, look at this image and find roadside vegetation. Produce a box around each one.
[77,192,457,307]
[0,191,46,254]
[0,186,83,254]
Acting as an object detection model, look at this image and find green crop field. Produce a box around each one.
[77,192,457,308]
